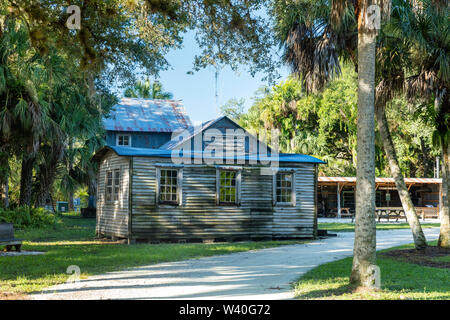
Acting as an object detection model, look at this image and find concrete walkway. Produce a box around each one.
[32,228,440,300]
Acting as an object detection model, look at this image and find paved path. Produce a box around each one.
[32,228,440,300]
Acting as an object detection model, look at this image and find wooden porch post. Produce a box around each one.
[337,183,341,218]
[439,182,443,218]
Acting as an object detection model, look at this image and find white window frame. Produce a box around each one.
[216,167,241,206]
[156,167,183,206]
[273,169,296,206]
[105,168,121,204]
[116,134,131,146]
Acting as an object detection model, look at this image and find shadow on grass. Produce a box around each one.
[295,282,355,299]
[294,251,450,300]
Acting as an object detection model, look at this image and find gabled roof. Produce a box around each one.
[159,116,225,150]
[92,146,326,164]
[103,98,192,133]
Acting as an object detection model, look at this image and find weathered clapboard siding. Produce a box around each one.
[241,168,273,238]
[275,165,315,238]
[96,150,130,238]
[272,164,315,238]
[127,155,316,241]
[96,151,318,241]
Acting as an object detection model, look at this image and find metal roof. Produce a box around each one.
[160,116,233,150]
[93,146,326,164]
[103,98,192,133]
[318,177,442,184]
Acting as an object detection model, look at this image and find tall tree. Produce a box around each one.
[273,0,391,288]
[387,0,449,247]
[373,1,428,249]
[350,0,382,288]
[1,0,277,208]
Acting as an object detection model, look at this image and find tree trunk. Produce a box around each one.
[34,144,64,208]
[87,165,97,208]
[375,103,428,249]
[3,177,8,208]
[350,24,378,289]
[34,163,57,208]
[68,190,74,212]
[0,149,9,208]
[19,154,35,206]
[438,139,450,248]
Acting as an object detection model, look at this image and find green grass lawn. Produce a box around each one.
[0,213,307,298]
[432,255,450,263]
[294,241,450,300]
[319,222,440,233]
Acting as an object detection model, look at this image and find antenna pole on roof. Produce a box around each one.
[215,68,219,117]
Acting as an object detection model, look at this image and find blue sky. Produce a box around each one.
[136,31,290,125]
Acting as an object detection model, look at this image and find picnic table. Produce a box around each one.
[327,208,354,221]
[375,207,407,222]
[0,223,22,252]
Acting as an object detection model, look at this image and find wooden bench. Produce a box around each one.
[0,223,22,252]
[416,207,439,220]
[376,207,407,222]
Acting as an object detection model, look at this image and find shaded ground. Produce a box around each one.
[380,246,450,269]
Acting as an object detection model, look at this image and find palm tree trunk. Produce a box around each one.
[438,139,450,248]
[87,165,97,208]
[35,162,57,208]
[350,24,378,289]
[4,176,8,208]
[19,154,35,206]
[35,143,65,208]
[375,103,427,249]
[0,150,9,208]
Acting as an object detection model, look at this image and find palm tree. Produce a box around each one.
[373,2,428,249]
[274,0,394,288]
[0,16,48,206]
[387,0,449,247]
[124,78,173,99]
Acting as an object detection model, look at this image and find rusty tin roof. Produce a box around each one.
[104,98,192,133]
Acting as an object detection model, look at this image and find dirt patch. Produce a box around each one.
[0,292,28,300]
[380,246,450,269]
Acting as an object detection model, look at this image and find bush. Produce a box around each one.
[0,206,57,229]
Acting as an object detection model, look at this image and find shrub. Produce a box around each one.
[0,206,57,229]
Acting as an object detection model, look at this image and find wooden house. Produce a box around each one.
[93,109,325,243]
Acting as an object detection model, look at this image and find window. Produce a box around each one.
[158,169,179,204]
[275,172,294,205]
[105,169,120,203]
[218,170,238,205]
[117,134,131,146]
[113,170,120,201]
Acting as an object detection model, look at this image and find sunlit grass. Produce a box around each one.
[294,241,450,300]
